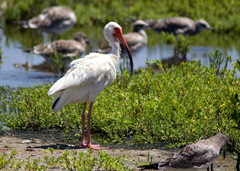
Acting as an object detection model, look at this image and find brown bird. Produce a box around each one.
[27,6,76,40]
[139,134,229,170]
[33,32,89,66]
[146,17,213,36]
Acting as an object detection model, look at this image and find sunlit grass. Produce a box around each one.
[0,57,239,145]
[0,148,137,170]
[1,54,240,168]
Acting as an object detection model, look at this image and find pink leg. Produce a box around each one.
[86,102,109,150]
[77,102,87,147]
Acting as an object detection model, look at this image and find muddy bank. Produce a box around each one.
[0,131,236,170]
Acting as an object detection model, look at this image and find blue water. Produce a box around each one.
[0,25,239,87]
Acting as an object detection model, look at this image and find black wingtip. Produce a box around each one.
[52,97,60,110]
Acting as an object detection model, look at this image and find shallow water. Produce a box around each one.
[0,24,239,87]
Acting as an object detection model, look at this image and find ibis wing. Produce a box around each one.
[48,53,115,96]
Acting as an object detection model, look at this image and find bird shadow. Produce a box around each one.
[31,143,80,150]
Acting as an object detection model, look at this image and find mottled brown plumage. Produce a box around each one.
[139,134,229,170]
[33,32,89,65]
[147,17,213,36]
[28,6,76,37]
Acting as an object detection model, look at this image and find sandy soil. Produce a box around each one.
[0,131,236,171]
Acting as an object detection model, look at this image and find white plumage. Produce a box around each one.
[98,20,149,57]
[48,22,133,150]
[48,53,117,111]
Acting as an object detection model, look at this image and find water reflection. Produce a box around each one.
[0,24,239,87]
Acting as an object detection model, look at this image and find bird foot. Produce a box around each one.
[77,143,109,150]
[77,142,88,148]
[88,144,109,150]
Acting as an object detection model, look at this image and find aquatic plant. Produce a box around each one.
[163,33,191,59]
[208,48,229,76]
[49,50,71,80]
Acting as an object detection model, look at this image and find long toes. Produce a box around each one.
[99,147,109,150]
[76,143,88,148]
[87,144,109,150]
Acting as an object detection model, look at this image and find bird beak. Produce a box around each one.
[113,29,133,76]
[208,27,214,31]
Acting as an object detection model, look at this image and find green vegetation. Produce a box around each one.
[163,33,191,59]
[0,47,240,168]
[1,0,240,33]
[1,0,240,169]
[0,51,239,146]
[0,148,137,170]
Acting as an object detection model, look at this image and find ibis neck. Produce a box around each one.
[110,40,121,60]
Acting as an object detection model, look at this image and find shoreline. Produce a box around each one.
[0,131,235,170]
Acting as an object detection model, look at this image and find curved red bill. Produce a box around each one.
[113,27,133,76]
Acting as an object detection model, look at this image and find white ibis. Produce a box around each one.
[33,32,89,65]
[28,6,76,40]
[139,134,229,170]
[98,20,149,57]
[146,17,213,36]
[48,22,133,150]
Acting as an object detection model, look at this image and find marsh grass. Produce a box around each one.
[1,50,240,168]
[0,56,240,146]
[208,49,230,76]
[228,92,240,170]
[50,51,70,80]
[0,148,136,170]
[162,33,191,59]
[2,0,240,33]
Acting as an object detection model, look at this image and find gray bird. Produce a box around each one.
[27,6,76,40]
[139,134,229,170]
[146,17,213,36]
[33,32,89,65]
